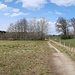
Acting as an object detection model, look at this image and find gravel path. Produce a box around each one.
[48,42,75,75]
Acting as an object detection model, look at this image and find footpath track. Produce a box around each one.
[48,42,75,75]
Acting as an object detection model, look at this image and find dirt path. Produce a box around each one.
[48,42,75,75]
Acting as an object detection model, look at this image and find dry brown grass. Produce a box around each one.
[0,41,53,75]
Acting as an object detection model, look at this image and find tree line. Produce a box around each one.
[0,17,75,40]
[0,18,48,40]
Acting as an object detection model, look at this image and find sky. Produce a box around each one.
[0,0,75,34]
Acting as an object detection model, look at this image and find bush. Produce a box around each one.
[61,35,74,39]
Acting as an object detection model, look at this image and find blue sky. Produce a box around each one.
[0,0,75,34]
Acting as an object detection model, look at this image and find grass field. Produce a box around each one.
[0,41,53,75]
[50,36,75,48]
[60,39,75,48]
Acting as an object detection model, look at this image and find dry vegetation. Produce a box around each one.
[0,41,54,75]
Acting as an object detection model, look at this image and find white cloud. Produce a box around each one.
[48,21,55,28]
[0,3,29,17]
[55,11,62,15]
[10,12,23,17]
[48,21,57,34]
[4,12,29,17]
[4,13,10,16]
[4,0,13,2]
[17,0,47,10]
[0,3,8,11]
[50,0,75,6]
[0,3,20,13]
[11,8,20,12]
[10,12,29,17]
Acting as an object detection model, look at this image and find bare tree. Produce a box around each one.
[21,18,27,32]
[7,23,15,32]
[7,18,28,40]
[37,18,48,39]
[7,17,48,40]
[70,18,75,36]
[56,17,69,39]
[29,18,48,40]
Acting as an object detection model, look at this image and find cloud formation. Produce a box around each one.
[48,21,57,34]
[0,3,8,11]
[17,0,47,9]
[50,0,75,6]
[4,13,9,16]
[11,8,20,12]
[16,0,75,10]
[55,11,62,15]
[4,12,29,17]
[0,2,29,17]
[3,0,75,10]
[10,12,29,17]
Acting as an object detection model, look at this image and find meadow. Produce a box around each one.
[60,39,75,48]
[50,36,75,48]
[49,38,75,60]
[0,41,53,75]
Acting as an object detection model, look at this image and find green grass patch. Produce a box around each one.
[0,63,6,67]
[50,36,75,48]
[53,38,75,48]
[61,39,75,48]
